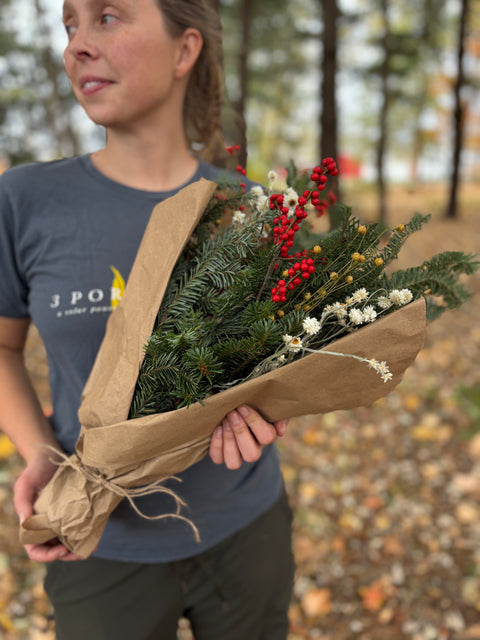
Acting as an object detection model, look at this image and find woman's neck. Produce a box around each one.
[90,129,199,192]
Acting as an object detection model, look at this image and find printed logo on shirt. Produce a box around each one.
[49,266,125,318]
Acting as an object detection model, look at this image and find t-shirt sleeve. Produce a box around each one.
[0,173,29,317]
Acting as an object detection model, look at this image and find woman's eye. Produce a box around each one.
[101,14,118,25]
[64,23,77,37]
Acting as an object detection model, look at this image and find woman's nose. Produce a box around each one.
[65,26,100,60]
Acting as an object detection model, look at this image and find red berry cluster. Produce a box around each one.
[271,256,317,303]
[236,164,247,193]
[270,159,338,304]
[271,193,308,258]
[225,144,241,156]
[315,191,338,218]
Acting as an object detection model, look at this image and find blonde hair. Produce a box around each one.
[157,0,225,160]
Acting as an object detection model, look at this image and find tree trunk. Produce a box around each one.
[33,0,81,157]
[235,0,253,168]
[376,0,391,225]
[445,0,469,219]
[320,0,341,228]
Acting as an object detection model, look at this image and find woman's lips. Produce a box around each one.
[81,79,113,95]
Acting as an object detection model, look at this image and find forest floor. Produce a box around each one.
[0,182,479,640]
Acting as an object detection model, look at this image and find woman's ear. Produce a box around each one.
[175,28,203,79]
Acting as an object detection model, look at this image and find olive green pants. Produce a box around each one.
[44,489,294,640]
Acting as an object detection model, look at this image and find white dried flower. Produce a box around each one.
[283,187,299,212]
[267,170,279,184]
[257,195,268,209]
[367,359,393,383]
[402,289,413,303]
[302,317,321,336]
[232,211,246,226]
[348,308,365,325]
[332,303,347,319]
[351,288,369,303]
[362,305,377,323]
[282,334,303,353]
[250,185,265,199]
[249,186,267,211]
[389,288,413,305]
[377,296,392,310]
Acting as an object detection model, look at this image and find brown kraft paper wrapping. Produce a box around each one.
[20,179,427,558]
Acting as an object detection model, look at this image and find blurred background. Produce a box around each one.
[0,0,479,638]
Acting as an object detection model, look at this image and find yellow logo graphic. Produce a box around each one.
[110,266,125,308]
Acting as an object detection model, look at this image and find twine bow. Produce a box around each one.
[45,446,200,542]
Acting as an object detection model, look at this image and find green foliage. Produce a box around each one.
[455,384,480,440]
[380,251,479,320]
[129,174,478,418]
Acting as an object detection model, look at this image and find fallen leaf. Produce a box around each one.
[464,623,480,638]
[0,611,14,632]
[0,435,16,460]
[359,578,393,612]
[301,588,332,618]
[403,393,422,412]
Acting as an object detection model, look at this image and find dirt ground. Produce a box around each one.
[0,182,479,639]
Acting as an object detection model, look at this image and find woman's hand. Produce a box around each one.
[209,404,288,470]
[14,452,84,562]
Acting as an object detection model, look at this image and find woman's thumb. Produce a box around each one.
[13,473,35,522]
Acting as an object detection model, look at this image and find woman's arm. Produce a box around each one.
[0,316,82,561]
[0,317,59,461]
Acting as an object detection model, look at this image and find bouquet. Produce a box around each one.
[129,159,477,416]
[19,161,477,557]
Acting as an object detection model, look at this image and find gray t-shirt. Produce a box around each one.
[0,155,283,562]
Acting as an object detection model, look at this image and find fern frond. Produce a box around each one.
[380,213,431,267]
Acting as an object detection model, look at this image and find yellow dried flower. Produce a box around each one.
[313,245,322,254]
[359,254,366,263]
[283,270,289,277]
[351,252,361,262]
[358,225,367,235]
[345,275,354,283]
[396,224,405,232]
[277,310,285,318]
[375,257,384,267]
[268,315,275,321]
[304,292,312,300]
[330,272,339,281]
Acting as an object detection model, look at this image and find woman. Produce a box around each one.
[0,0,294,638]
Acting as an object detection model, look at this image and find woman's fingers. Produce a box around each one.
[24,541,82,563]
[236,405,277,446]
[273,418,289,437]
[222,417,244,469]
[224,412,261,465]
[209,425,224,465]
[208,406,289,468]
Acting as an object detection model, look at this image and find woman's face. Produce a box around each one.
[62,0,187,132]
